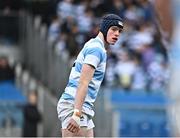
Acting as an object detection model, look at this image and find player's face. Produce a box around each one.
[106,26,122,45]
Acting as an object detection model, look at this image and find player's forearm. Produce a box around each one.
[74,81,89,114]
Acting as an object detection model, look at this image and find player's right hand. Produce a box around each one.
[67,109,81,133]
[67,117,80,133]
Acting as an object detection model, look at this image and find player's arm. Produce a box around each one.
[74,63,95,113]
[67,63,95,133]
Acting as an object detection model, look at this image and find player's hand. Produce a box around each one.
[67,117,80,133]
[67,109,81,133]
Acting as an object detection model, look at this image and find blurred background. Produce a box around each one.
[0,0,174,137]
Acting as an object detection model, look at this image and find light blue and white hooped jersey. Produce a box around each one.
[60,36,107,109]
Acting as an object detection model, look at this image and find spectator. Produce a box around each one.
[76,7,94,34]
[57,0,75,20]
[66,23,80,60]
[104,51,118,87]
[54,32,69,61]
[115,49,136,90]
[47,15,61,46]
[131,55,147,90]
[147,54,169,91]
[22,91,42,137]
[0,56,15,83]
[0,0,24,13]
[141,44,156,71]
[123,0,142,23]
[108,0,124,16]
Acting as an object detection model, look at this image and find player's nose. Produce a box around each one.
[115,30,120,37]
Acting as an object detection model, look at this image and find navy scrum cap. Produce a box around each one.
[100,14,123,39]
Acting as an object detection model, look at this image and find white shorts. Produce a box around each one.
[57,100,95,130]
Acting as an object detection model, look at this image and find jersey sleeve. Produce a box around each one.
[83,47,103,69]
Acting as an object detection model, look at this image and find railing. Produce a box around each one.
[19,13,70,97]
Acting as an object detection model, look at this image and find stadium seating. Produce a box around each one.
[0,81,26,128]
[106,89,172,137]
[0,81,26,102]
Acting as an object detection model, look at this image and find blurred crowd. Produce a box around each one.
[47,0,169,92]
[0,0,170,92]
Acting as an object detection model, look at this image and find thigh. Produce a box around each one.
[86,128,94,137]
[61,120,94,137]
[62,127,87,137]
[61,116,95,137]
